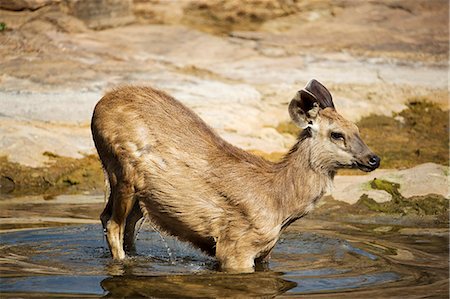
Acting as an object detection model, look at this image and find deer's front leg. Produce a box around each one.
[215,239,256,273]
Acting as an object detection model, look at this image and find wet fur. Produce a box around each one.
[91,82,377,272]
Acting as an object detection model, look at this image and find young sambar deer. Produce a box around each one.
[91,79,380,272]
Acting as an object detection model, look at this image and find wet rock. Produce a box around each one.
[398,227,448,236]
[355,194,385,212]
[0,155,103,197]
[313,192,448,226]
[355,193,449,218]
[351,178,449,223]
[0,176,15,194]
[373,226,393,233]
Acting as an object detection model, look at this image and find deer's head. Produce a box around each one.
[289,79,380,172]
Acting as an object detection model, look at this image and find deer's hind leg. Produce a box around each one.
[123,200,143,254]
[105,179,136,260]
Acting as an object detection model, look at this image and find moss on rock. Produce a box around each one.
[370,178,402,199]
[0,154,104,197]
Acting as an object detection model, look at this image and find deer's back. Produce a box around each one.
[92,86,223,157]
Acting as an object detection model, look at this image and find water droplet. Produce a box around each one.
[146,221,175,264]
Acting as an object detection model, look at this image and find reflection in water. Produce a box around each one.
[0,223,448,298]
[101,273,296,298]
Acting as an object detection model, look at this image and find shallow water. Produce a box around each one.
[1,221,448,298]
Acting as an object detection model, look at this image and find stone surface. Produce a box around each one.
[0,119,94,167]
[332,163,449,204]
[0,0,448,170]
[0,0,57,11]
[65,0,134,29]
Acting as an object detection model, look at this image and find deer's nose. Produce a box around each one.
[368,155,380,168]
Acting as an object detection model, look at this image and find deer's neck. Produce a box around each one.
[273,135,334,225]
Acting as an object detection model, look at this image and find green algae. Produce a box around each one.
[0,154,104,198]
[355,178,449,221]
[357,194,385,213]
[370,178,401,198]
[358,100,449,168]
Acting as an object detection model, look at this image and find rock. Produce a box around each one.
[332,163,449,204]
[373,226,393,233]
[0,75,290,166]
[0,119,94,167]
[0,91,101,123]
[0,0,57,11]
[392,163,449,198]
[0,1,447,169]
[64,0,134,29]
[0,175,15,194]
[398,228,448,236]
[20,10,88,33]
[133,0,185,25]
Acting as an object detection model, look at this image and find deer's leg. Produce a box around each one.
[106,181,135,260]
[216,240,255,273]
[123,200,143,254]
[100,167,113,235]
[100,196,112,235]
[254,252,272,271]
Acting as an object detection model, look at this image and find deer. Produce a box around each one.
[91,79,380,273]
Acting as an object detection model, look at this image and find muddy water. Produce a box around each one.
[1,219,448,298]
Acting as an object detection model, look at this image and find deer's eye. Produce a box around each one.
[331,132,345,141]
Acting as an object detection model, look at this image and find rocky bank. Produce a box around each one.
[0,0,448,221]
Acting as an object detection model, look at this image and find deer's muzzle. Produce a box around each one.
[356,154,380,172]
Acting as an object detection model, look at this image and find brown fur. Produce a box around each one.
[91,80,379,272]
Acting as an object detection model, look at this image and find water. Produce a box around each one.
[0,222,448,298]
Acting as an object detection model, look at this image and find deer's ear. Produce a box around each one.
[289,90,320,129]
[305,79,334,109]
